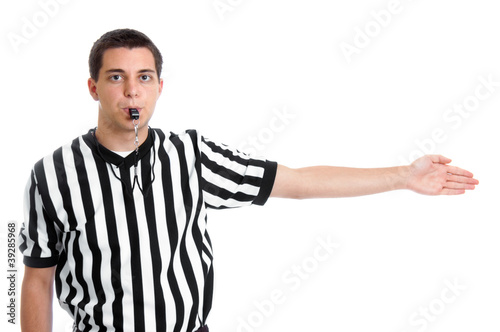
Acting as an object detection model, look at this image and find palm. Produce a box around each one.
[407,155,478,195]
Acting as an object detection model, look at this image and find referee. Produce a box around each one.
[19,29,478,332]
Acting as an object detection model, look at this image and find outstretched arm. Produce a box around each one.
[270,155,478,199]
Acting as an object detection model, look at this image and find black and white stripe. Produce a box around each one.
[19,128,277,332]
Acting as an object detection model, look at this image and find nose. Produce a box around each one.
[124,79,139,98]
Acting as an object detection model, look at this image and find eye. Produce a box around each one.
[110,75,122,82]
[140,74,152,82]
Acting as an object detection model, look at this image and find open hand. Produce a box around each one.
[406,155,479,195]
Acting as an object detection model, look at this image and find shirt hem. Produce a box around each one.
[23,255,59,268]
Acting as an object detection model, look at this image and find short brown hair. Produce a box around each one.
[89,29,163,81]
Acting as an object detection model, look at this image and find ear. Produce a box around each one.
[88,78,99,101]
[158,78,164,97]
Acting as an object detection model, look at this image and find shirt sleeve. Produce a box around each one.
[199,134,277,209]
[19,167,62,268]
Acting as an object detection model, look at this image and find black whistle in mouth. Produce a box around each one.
[129,108,140,120]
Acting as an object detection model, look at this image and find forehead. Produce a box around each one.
[100,47,156,72]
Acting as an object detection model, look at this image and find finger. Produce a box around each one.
[445,165,476,179]
[430,155,452,165]
[443,181,477,191]
[446,173,479,184]
[440,188,466,195]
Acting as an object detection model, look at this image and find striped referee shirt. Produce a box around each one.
[19,128,277,332]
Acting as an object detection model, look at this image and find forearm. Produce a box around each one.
[271,164,410,199]
[21,267,55,332]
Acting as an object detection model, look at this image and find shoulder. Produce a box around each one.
[152,128,201,148]
[32,132,90,177]
[150,128,198,138]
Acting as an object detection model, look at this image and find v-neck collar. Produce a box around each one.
[83,128,155,168]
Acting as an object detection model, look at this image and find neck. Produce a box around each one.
[95,125,149,152]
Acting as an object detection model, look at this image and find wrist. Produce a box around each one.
[393,165,411,191]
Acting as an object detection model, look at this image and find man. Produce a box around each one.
[19,29,478,332]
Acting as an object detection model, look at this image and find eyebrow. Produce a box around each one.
[105,69,157,74]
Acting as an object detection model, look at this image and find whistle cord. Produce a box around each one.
[130,119,157,195]
[132,118,140,191]
[91,127,156,196]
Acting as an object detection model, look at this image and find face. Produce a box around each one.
[88,47,163,134]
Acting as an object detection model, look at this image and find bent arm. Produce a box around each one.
[270,155,478,199]
[21,265,56,332]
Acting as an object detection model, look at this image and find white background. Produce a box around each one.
[1,0,499,331]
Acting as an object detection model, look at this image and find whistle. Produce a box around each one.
[129,108,140,120]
